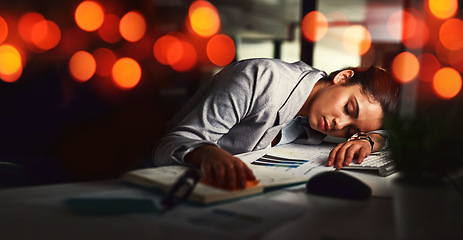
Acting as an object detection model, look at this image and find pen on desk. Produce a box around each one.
[160,168,201,214]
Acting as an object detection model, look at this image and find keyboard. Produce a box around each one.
[343,151,397,177]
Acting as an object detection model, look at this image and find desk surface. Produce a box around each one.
[1,144,462,240]
[0,179,398,240]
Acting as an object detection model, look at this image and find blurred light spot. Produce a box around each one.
[69,50,96,82]
[402,9,429,49]
[98,14,121,43]
[112,57,141,89]
[387,10,403,41]
[392,52,419,83]
[60,27,91,55]
[30,20,61,52]
[75,1,104,32]
[301,11,328,42]
[0,16,8,44]
[433,67,462,99]
[0,44,22,83]
[170,39,197,72]
[189,0,220,37]
[206,34,235,67]
[120,11,146,42]
[18,12,45,43]
[153,33,183,65]
[93,48,116,77]
[439,18,463,51]
[428,0,458,19]
[342,25,371,56]
[418,53,441,83]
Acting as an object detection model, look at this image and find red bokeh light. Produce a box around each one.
[206,34,235,67]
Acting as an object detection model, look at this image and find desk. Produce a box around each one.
[1,145,462,240]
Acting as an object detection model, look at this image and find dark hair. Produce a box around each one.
[326,66,401,117]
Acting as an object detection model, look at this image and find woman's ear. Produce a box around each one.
[332,70,355,84]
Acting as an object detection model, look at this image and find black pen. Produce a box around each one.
[160,168,201,213]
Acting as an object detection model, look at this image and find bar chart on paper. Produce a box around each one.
[251,155,308,168]
[248,143,337,177]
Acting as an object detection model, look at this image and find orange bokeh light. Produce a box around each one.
[342,25,372,56]
[428,0,458,19]
[119,11,146,42]
[112,57,141,89]
[392,52,420,83]
[98,14,121,43]
[401,9,429,49]
[153,33,183,65]
[170,40,197,72]
[69,50,96,82]
[432,67,462,99]
[418,53,441,83]
[439,18,463,51]
[93,48,117,77]
[206,34,235,67]
[30,20,61,51]
[189,0,220,37]
[0,16,8,44]
[18,12,45,43]
[75,1,105,32]
[0,44,22,83]
[301,11,328,42]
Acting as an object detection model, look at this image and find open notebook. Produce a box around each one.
[123,165,307,205]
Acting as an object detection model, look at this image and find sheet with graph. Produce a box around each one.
[239,143,337,178]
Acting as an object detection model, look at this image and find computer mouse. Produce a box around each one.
[306,171,371,200]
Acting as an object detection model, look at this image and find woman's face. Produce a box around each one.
[304,71,384,138]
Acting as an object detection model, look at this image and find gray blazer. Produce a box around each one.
[153,58,327,166]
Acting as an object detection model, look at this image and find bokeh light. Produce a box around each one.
[392,52,420,83]
[401,9,429,49]
[93,48,117,77]
[119,11,146,42]
[387,10,404,41]
[342,25,371,56]
[69,50,96,82]
[0,16,8,44]
[432,67,462,99]
[98,14,121,43]
[206,34,235,67]
[301,11,328,42]
[439,18,463,51]
[75,1,105,32]
[112,57,141,89]
[189,0,220,37]
[170,39,197,72]
[30,20,61,51]
[418,53,441,83]
[18,12,45,44]
[153,33,183,65]
[428,0,458,19]
[0,44,22,82]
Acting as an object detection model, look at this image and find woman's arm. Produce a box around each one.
[326,133,386,169]
[184,145,256,190]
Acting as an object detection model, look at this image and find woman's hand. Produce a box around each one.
[326,133,385,169]
[327,140,371,169]
[184,145,256,190]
